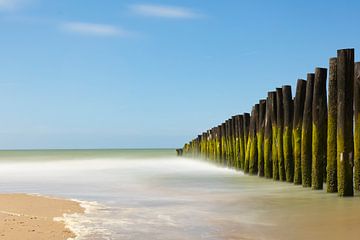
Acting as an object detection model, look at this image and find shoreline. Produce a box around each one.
[0,193,84,240]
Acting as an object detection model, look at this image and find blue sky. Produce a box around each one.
[0,0,359,149]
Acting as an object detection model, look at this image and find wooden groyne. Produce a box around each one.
[178,48,359,197]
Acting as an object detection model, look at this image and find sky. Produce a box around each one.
[0,0,359,149]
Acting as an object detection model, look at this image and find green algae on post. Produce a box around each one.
[337,48,354,197]
[264,94,273,178]
[282,85,294,182]
[238,115,245,169]
[243,113,251,173]
[312,68,328,190]
[269,92,279,180]
[249,105,259,175]
[327,58,338,192]
[258,100,266,177]
[293,79,306,185]
[276,88,285,181]
[301,73,315,187]
[354,62,360,191]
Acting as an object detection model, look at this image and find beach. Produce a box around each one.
[0,194,83,240]
[0,149,360,239]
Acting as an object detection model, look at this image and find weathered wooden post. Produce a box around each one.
[216,125,222,162]
[354,62,360,191]
[337,48,354,196]
[243,113,251,172]
[276,88,286,181]
[221,123,226,164]
[233,116,239,169]
[302,73,315,187]
[327,58,338,192]
[269,91,278,180]
[283,85,294,182]
[258,100,266,177]
[238,115,245,169]
[312,68,328,190]
[249,105,258,175]
[293,79,306,185]
[244,113,253,173]
[232,116,238,168]
[264,94,273,178]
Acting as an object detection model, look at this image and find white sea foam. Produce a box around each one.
[55,199,111,240]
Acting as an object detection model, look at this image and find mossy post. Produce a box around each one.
[354,62,360,191]
[249,105,259,175]
[327,58,338,192]
[258,100,266,177]
[238,115,245,169]
[226,119,231,166]
[221,123,226,164]
[244,112,252,173]
[233,116,239,167]
[337,48,354,197]
[282,85,294,182]
[264,94,273,178]
[276,88,285,181]
[301,73,315,187]
[269,91,279,180]
[312,68,328,190]
[243,113,251,172]
[293,79,306,184]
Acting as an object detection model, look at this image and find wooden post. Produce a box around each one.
[337,48,354,196]
[216,125,222,162]
[293,79,306,184]
[243,113,251,172]
[232,116,238,168]
[233,116,239,169]
[258,100,266,177]
[269,91,279,180]
[283,85,294,182]
[221,123,226,164]
[354,62,360,191]
[312,68,328,190]
[302,73,315,187]
[327,58,338,192]
[276,88,285,181]
[264,94,273,178]
[238,115,245,169]
[249,105,259,175]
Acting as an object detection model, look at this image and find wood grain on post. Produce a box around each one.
[301,73,315,187]
[293,79,307,185]
[249,105,259,175]
[327,58,338,192]
[238,115,245,169]
[282,85,294,182]
[258,100,266,177]
[276,88,286,181]
[269,91,279,180]
[264,94,273,178]
[312,68,328,190]
[221,123,226,164]
[243,113,251,171]
[337,49,354,196]
[354,62,360,191]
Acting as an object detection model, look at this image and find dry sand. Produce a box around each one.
[0,194,84,240]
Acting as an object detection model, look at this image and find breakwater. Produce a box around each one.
[178,48,360,197]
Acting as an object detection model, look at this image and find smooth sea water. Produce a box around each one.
[0,149,360,240]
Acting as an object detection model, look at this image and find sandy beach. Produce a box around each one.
[0,194,84,240]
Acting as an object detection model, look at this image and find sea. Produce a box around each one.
[0,149,359,240]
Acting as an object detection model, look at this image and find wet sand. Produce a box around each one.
[0,194,84,240]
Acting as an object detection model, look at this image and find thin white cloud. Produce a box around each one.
[61,22,130,37]
[0,0,31,11]
[130,4,201,19]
